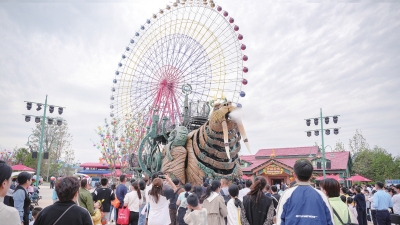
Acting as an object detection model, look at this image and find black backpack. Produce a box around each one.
[220,189,230,205]
[332,208,358,225]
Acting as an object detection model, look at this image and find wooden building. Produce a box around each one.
[240,146,352,186]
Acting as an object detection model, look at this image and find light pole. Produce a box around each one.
[23,95,65,186]
[304,108,340,179]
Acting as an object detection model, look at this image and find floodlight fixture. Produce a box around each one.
[27,102,32,110]
[314,130,319,136]
[49,105,54,113]
[25,115,31,122]
[35,116,41,123]
[306,119,311,126]
[48,118,53,125]
[314,118,318,126]
[333,116,338,123]
[325,129,330,135]
[36,104,42,111]
[58,107,63,115]
[334,128,339,135]
[325,117,329,124]
[307,131,311,137]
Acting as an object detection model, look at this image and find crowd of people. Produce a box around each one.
[1,159,400,225]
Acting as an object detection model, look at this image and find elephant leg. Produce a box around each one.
[162,146,187,184]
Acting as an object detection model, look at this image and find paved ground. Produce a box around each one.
[35,182,54,208]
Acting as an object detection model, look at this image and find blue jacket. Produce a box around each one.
[276,182,334,225]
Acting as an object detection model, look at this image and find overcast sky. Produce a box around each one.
[0,0,399,164]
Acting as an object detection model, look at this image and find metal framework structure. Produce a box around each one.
[105,0,249,175]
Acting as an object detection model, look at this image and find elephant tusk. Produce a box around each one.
[236,118,251,154]
[221,120,230,159]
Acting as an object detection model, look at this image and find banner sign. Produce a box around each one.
[263,164,283,175]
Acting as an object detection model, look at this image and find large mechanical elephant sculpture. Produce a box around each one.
[162,102,251,186]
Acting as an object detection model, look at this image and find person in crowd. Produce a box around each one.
[265,184,271,197]
[238,180,252,202]
[138,180,147,225]
[202,182,209,194]
[369,190,378,225]
[92,178,115,223]
[116,175,128,225]
[0,160,20,225]
[29,207,42,225]
[201,180,227,225]
[340,196,358,222]
[276,183,280,191]
[110,184,117,223]
[242,176,274,225]
[226,184,248,225]
[169,178,182,225]
[373,181,393,225]
[364,189,371,221]
[147,175,175,225]
[91,200,104,225]
[354,186,368,225]
[392,184,400,214]
[220,177,230,205]
[183,194,208,225]
[192,186,204,206]
[124,181,143,225]
[14,172,32,225]
[321,178,357,224]
[79,178,98,217]
[276,159,334,225]
[34,176,94,225]
[271,185,281,211]
[177,183,192,225]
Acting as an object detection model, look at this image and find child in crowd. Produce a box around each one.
[92,200,104,225]
[184,194,208,225]
[29,207,42,225]
[340,195,358,222]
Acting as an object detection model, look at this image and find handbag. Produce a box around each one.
[111,197,120,209]
[109,207,116,225]
[117,206,130,225]
[332,208,358,225]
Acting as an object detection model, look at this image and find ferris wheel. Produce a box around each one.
[110,0,249,132]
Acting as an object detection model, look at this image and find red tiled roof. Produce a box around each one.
[240,147,351,173]
[255,146,319,157]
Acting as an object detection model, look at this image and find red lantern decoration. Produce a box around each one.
[243,67,248,73]
[241,44,246,50]
[234,25,239,31]
[242,79,248,85]
[238,34,243,40]
[223,11,228,17]
[242,55,248,61]
[229,17,234,23]
[217,6,222,11]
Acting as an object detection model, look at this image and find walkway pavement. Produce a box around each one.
[36,182,54,208]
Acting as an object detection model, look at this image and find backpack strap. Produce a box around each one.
[332,208,347,225]
[53,204,75,225]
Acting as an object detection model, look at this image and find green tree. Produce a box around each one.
[13,147,38,168]
[352,146,399,182]
[349,129,370,155]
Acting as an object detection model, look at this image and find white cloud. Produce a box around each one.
[0,1,399,165]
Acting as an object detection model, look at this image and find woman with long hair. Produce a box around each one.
[0,160,20,225]
[124,181,143,225]
[192,186,204,205]
[227,184,250,225]
[321,178,357,225]
[138,180,147,225]
[201,180,227,225]
[147,176,176,225]
[242,176,274,225]
[176,183,192,225]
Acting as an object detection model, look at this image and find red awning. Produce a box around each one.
[315,174,343,181]
[346,174,372,182]
[242,175,252,180]
[11,164,35,171]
